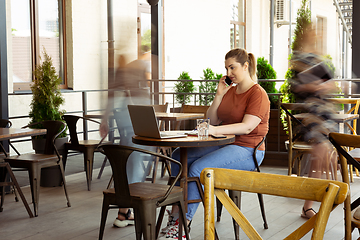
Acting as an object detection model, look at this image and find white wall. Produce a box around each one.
[164,0,230,81]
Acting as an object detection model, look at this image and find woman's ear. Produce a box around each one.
[243,62,249,71]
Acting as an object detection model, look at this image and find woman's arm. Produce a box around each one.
[209,114,261,135]
[207,76,232,125]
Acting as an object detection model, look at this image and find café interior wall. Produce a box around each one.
[163,0,230,81]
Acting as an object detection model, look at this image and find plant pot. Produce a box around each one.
[32,137,68,187]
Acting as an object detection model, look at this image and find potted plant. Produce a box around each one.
[257,57,278,109]
[173,71,196,106]
[198,68,222,106]
[29,48,67,187]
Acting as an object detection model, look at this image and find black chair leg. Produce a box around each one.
[229,190,241,240]
[98,197,109,240]
[257,193,268,229]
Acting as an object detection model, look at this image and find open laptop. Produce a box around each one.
[128,105,187,139]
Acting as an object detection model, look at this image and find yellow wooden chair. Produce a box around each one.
[329,132,360,240]
[327,98,360,181]
[201,168,348,240]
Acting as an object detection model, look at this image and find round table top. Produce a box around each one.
[132,134,235,148]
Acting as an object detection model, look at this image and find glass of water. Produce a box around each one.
[197,118,209,140]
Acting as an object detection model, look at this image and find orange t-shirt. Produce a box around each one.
[217,84,270,150]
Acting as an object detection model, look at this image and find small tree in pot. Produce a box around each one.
[29,49,67,187]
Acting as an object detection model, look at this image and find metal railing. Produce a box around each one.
[7,78,360,154]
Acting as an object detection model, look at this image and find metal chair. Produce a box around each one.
[4,121,70,216]
[98,144,189,240]
[202,168,348,240]
[62,115,108,190]
[215,136,268,240]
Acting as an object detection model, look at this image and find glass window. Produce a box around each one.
[11,0,66,90]
[230,0,245,49]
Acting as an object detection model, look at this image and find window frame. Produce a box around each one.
[230,0,246,49]
[13,0,67,91]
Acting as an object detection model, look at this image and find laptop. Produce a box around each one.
[128,105,187,139]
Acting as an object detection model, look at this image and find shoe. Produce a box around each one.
[301,207,316,219]
[159,210,178,235]
[158,219,189,240]
[113,209,135,228]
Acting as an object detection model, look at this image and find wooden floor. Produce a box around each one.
[1,153,360,240]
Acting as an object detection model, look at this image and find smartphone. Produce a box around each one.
[225,76,232,86]
[211,134,226,138]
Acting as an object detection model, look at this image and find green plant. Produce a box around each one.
[174,71,196,105]
[257,57,278,108]
[29,49,66,138]
[198,68,222,106]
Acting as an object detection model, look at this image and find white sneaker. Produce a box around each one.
[113,209,135,228]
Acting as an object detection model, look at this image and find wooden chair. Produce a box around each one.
[62,115,108,191]
[201,168,349,240]
[98,144,190,240]
[215,136,268,240]
[4,121,71,217]
[327,98,360,181]
[281,103,313,176]
[175,104,209,130]
[328,132,360,240]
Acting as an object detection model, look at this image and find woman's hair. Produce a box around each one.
[225,48,257,81]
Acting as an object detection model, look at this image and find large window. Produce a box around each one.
[11,0,66,91]
[230,0,246,49]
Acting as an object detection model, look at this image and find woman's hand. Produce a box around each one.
[216,76,232,97]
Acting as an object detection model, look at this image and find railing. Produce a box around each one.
[7,78,360,157]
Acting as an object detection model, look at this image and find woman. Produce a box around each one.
[159,48,270,240]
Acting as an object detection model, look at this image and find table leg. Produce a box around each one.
[179,147,188,212]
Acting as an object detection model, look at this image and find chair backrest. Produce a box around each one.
[62,115,101,145]
[0,119,12,128]
[329,132,360,184]
[100,144,182,204]
[175,104,209,130]
[327,98,360,135]
[24,120,66,156]
[281,103,308,144]
[201,168,348,240]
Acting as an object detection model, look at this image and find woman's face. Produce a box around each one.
[225,57,249,84]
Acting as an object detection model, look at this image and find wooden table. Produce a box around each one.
[132,133,235,210]
[86,112,205,131]
[0,128,46,141]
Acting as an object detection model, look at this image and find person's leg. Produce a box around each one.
[185,145,263,220]
[302,141,333,219]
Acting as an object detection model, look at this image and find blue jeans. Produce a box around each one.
[171,144,265,220]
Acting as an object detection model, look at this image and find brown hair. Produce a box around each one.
[225,48,257,81]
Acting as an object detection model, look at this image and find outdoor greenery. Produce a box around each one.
[29,49,66,138]
[141,29,151,50]
[174,71,196,105]
[198,68,222,106]
[257,57,278,108]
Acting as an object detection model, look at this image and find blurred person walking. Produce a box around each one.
[100,46,153,228]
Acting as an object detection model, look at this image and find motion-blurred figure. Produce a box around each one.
[100,46,153,228]
[288,25,338,219]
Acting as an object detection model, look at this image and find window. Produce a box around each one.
[230,0,246,49]
[316,16,326,55]
[11,0,66,91]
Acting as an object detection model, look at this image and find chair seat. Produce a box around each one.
[66,140,111,147]
[352,207,360,230]
[103,182,183,200]
[5,153,59,164]
[285,140,313,150]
